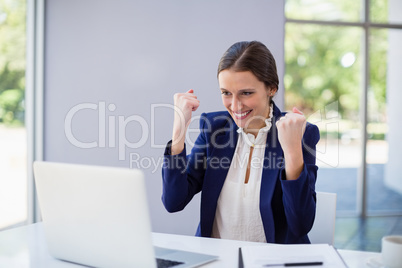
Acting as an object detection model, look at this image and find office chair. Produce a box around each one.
[308,191,337,245]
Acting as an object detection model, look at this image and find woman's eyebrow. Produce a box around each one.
[220,88,255,92]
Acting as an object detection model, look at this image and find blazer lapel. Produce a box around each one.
[259,103,285,242]
[204,116,238,197]
[200,115,238,236]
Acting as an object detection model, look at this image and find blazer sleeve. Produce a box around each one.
[280,123,320,237]
[161,113,209,212]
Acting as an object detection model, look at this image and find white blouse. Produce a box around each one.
[211,105,274,242]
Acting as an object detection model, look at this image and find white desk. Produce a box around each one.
[0,223,379,267]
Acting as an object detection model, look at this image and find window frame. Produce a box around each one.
[285,0,402,217]
[26,0,45,224]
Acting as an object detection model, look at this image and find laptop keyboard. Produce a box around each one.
[156,258,185,268]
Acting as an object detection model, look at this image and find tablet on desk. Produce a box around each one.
[33,161,218,268]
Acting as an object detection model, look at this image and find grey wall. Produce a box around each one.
[44,0,285,235]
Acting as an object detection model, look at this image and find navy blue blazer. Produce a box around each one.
[162,103,320,244]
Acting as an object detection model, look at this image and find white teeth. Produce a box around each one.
[234,110,251,117]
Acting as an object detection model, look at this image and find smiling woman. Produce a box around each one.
[162,41,320,244]
[219,70,275,134]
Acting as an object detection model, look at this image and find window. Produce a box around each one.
[285,0,402,216]
[0,0,27,230]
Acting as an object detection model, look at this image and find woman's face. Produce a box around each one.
[218,69,276,134]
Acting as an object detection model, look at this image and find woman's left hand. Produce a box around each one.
[276,107,306,153]
[276,107,306,180]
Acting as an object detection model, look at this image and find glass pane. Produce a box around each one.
[285,0,363,22]
[285,23,364,214]
[0,0,27,229]
[370,0,402,25]
[367,28,402,213]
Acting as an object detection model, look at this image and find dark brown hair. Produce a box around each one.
[217,41,279,91]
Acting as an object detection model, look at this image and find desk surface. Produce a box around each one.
[0,223,379,267]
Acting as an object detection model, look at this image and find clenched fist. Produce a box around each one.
[276,107,306,180]
[171,89,200,155]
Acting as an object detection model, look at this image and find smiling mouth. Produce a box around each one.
[232,110,252,119]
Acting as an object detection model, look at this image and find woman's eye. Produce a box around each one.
[221,91,231,96]
[242,92,253,96]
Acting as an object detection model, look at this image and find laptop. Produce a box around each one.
[33,161,218,268]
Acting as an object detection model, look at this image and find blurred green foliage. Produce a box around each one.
[285,0,389,139]
[285,0,362,22]
[0,88,24,123]
[285,24,363,119]
[0,0,26,125]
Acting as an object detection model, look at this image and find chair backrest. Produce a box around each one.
[308,191,337,245]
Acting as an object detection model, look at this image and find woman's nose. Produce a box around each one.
[231,96,242,110]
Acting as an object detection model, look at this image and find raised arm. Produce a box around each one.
[277,110,320,237]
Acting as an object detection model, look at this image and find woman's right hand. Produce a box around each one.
[171,89,200,155]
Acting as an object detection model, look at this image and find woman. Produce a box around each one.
[162,41,320,244]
